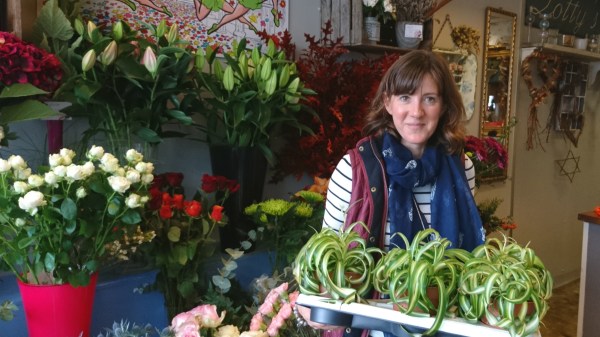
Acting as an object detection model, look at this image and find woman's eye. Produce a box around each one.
[424,96,439,104]
[398,95,411,102]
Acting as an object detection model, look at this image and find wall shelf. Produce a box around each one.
[521,43,600,62]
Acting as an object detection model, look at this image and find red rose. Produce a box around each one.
[166,172,184,187]
[148,186,162,210]
[184,200,202,217]
[210,205,224,222]
[159,204,173,219]
[151,174,166,190]
[161,192,172,206]
[201,174,218,193]
[172,194,184,210]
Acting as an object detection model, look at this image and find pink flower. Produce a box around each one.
[266,314,286,336]
[277,303,292,320]
[288,291,299,306]
[171,312,198,330]
[258,300,274,316]
[190,304,226,328]
[174,321,201,337]
[249,312,264,331]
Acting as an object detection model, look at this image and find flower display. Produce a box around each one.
[0,146,154,286]
[464,135,508,186]
[142,172,241,318]
[451,25,481,54]
[59,19,199,153]
[477,198,517,235]
[0,31,62,144]
[362,0,395,23]
[167,283,302,337]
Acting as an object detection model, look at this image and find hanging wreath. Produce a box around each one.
[520,49,561,150]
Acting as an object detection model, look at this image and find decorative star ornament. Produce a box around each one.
[555,149,581,183]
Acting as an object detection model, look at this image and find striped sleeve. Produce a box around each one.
[464,155,476,195]
[322,154,353,232]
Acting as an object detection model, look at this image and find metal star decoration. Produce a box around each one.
[555,149,581,183]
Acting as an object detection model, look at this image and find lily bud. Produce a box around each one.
[156,20,167,38]
[194,51,205,70]
[112,21,124,41]
[81,49,97,72]
[142,46,158,76]
[100,41,118,66]
[86,21,98,40]
[166,23,179,44]
[74,18,84,36]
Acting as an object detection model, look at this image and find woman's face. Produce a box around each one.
[384,74,443,157]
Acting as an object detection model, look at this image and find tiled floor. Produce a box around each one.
[539,279,579,337]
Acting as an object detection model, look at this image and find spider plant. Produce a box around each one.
[458,235,553,337]
[372,228,467,336]
[293,222,382,304]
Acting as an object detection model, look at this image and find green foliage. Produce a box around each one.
[477,198,515,235]
[0,300,17,322]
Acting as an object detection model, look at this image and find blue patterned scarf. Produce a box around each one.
[382,132,484,250]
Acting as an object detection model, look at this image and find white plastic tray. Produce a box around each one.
[296,294,541,337]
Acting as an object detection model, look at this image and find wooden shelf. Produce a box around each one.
[345,43,408,54]
[521,43,600,62]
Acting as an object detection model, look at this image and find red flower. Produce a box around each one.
[159,204,173,219]
[172,194,184,210]
[162,192,172,206]
[201,174,239,194]
[166,172,184,187]
[210,205,224,222]
[184,200,202,217]
[594,206,600,217]
[148,186,162,210]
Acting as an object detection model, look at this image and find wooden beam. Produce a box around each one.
[6,0,22,36]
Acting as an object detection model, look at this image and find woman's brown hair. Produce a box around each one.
[363,49,466,154]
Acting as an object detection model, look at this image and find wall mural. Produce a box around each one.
[81,0,289,52]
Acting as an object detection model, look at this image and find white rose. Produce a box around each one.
[215,325,240,337]
[125,193,142,208]
[100,154,119,173]
[18,191,47,215]
[8,155,27,170]
[125,149,143,163]
[0,159,11,172]
[363,0,377,7]
[81,161,95,177]
[383,0,393,12]
[114,167,126,177]
[87,145,105,160]
[13,181,30,194]
[59,148,76,163]
[239,331,268,337]
[134,162,148,173]
[27,174,45,188]
[66,164,85,181]
[15,168,31,180]
[53,165,67,177]
[15,218,26,227]
[76,187,87,199]
[141,173,154,185]
[44,171,60,186]
[140,195,149,204]
[48,153,63,167]
[125,169,141,184]
[108,175,131,193]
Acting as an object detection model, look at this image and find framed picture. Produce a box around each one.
[81,0,289,52]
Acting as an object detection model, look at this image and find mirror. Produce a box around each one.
[434,49,478,120]
[479,7,517,182]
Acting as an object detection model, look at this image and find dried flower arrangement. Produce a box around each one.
[392,0,436,22]
[451,25,481,54]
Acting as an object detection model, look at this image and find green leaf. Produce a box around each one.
[121,209,142,225]
[17,237,36,249]
[168,226,181,242]
[44,252,56,271]
[0,100,59,123]
[167,110,193,124]
[135,127,162,143]
[65,220,76,235]
[33,0,74,44]
[60,197,77,220]
[0,83,48,98]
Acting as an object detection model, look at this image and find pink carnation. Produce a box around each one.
[276,303,292,320]
[250,312,265,331]
[288,291,299,306]
[258,299,274,316]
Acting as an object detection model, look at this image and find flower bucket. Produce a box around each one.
[17,273,98,337]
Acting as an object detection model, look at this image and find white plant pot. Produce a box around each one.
[364,17,381,43]
[395,21,423,49]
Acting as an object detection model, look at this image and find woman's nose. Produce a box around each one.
[410,99,425,117]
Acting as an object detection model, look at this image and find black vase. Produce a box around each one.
[209,145,267,251]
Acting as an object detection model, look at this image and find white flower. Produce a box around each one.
[13,181,29,194]
[108,175,131,193]
[44,171,60,186]
[27,174,44,188]
[53,165,67,177]
[100,153,120,173]
[114,167,126,177]
[76,187,87,199]
[0,126,4,143]
[81,161,95,177]
[239,332,269,337]
[59,148,76,164]
[48,153,63,167]
[215,325,240,337]
[363,0,378,7]
[87,145,105,160]
[15,218,26,227]
[141,173,154,185]
[0,158,11,172]
[66,164,86,181]
[125,169,141,184]
[18,191,47,215]
[383,0,393,12]
[125,149,144,164]
[8,155,27,170]
[125,193,142,208]
[134,162,154,174]
[14,168,31,180]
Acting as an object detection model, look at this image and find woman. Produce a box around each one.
[298,49,485,337]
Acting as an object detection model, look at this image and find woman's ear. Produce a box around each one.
[383,94,392,115]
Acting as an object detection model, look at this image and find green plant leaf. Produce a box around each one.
[33,0,74,44]
[168,226,181,242]
[0,83,48,98]
[60,197,77,220]
[121,209,142,225]
[44,252,56,271]
[0,99,59,123]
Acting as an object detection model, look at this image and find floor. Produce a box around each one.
[539,279,580,337]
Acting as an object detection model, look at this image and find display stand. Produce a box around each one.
[297,294,541,337]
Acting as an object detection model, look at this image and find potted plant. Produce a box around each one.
[390,0,436,48]
[372,228,466,336]
[293,222,382,304]
[0,31,62,146]
[56,17,199,154]
[0,145,154,337]
[458,235,553,337]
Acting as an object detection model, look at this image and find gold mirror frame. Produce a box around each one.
[479,7,516,183]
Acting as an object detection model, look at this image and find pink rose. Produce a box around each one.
[171,312,197,329]
[190,304,226,328]
[249,313,264,331]
[277,303,292,320]
[174,321,201,337]
[258,300,274,316]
